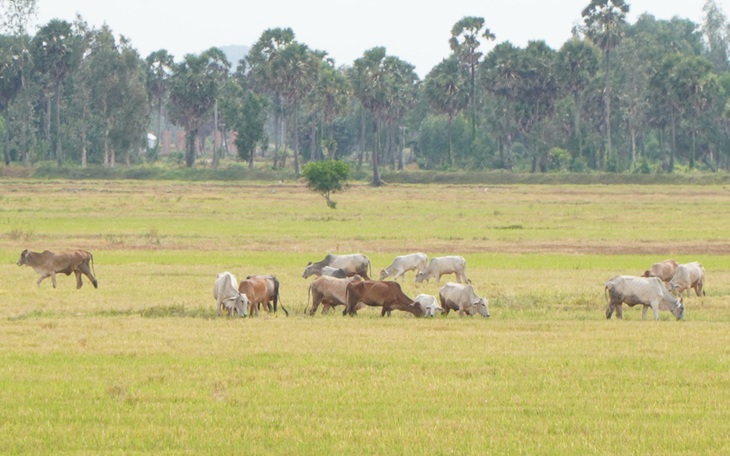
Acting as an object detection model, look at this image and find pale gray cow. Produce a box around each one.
[438,283,489,317]
[213,272,249,317]
[605,275,684,320]
[379,253,428,282]
[414,293,443,317]
[303,253,370,279]
[668,262,705,298]
[416,256,470,284]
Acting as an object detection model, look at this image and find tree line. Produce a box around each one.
[1,0,730,183]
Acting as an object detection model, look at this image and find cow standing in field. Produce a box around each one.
[605,275,685,320]
[246,274,288,316]
[668,262,706,298]
[415,256,470,284]
[239,276,284,317]
[17,249,98,289]
[414,293,443,317]
[344,280,424,317]
[213,272,248,317]
[642,259,679,285]
[303,253,371,279]
[438,283,490,317]
[379,253,428,282]
[306,275,365,316]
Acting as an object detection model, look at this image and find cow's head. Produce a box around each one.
[235,293,249,317]
[378,269,389,280]
[302,262,315,279]
[473,298,490,317]
[414,271,427,283]
[672,296,685,320]
[17,249,29,266]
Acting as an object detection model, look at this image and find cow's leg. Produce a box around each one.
[217,300,222,317]
[37,273,50,287]
[648,302,659,320]
[642,305,648,320]
[50,272,58,288]
[74,271,83,289]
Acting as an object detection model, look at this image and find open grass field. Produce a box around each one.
[0,179,729,454]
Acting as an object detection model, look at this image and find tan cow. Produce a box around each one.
[668,262,705,298]
[344,280,424,317]
[238,276,281,317]
[642,259,679,284]
[246,274,288,316]
[17,249,97,289]
[306,275,364,316]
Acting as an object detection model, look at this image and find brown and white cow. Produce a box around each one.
[415,256,470,284]
[642,259,679,284]
[306,275,365,316]
[213,272,249,317]
[605,275,685,320]
[303,253,370,279]
[239,276,283,317]
[246,274,288,316]
[668,262,705,298]
[344,280,423,317]
[379,252,428,282]
[17,249,98,289]
[438,283,489,317]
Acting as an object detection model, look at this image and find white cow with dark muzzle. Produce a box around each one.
[213,272,248,317]
[605,275,684,321]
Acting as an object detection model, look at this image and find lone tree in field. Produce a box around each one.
[301,160,351,209]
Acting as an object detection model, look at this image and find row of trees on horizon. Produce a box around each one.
[1,0,730,182]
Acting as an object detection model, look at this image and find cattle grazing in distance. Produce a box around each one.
[344,280,424,317]
[438,283,490,317]
[213,272,248,317]
[306,275,365,316]
[642,259,679,284]
[415,256,470,284]
[246,274,288,316]
[668,262,706,298]
[379,252,428,282]
[17,249,98,289]
[414,293,443,317]
[303,253,371,279]
[605,275,685,320]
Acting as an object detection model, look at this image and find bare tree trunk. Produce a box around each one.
[371,120,382,187]
[358,109,366,168]
[55,84,62,167]
[603,49,612,168]
[212,99,219,168]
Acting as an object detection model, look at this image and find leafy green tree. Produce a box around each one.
[30,19,80,166]
[145,49,174,159]
[169,53,218,167]
[423,56,469,166]
[449,16,495,142]
[219,78,269,168]
[702,0,729,72]
[582,0,630,167]
[200,47,230,167]
[306,60,351,160]
[301,159,351,209]
[0,35,23,165]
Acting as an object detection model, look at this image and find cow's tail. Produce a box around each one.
[89,251,98,288]
[305,285,311,315]
[277,293,289,317]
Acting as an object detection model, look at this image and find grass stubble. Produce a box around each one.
[0,180,728,454]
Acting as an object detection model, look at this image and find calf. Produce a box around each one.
[344,280,424,317]
[239,276,277,317]
[246,274,288,316]
[414,293,443,317]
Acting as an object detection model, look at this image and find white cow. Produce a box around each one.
[414,293,443,317]
[379,253,428,282]
[213,272,249,317]
[669,262,705,298]
[438,283,489,317]
[605,275,684,320]
[303,253,371,279]
[416,256,470,284]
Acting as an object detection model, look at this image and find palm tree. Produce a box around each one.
[145,49,175,158]
[582,0,630,168]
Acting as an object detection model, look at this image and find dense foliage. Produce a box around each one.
[1,0,730,176]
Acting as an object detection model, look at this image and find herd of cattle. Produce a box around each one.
[16,249,706,321]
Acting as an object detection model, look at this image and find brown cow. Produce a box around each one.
[246,274,288,316]
[344,280,424,317]
[17,249,97,289]
[307,275,365,316]
[238,276,284,317]
[642,259,679,284]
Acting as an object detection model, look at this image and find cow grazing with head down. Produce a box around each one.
[438,283,489,317]
[239,276,286,317]
[306,275,365,316]
[344,280,424,317]
[668,262,705,298]
[246,274,288,316]
[379,253,428,282]
[303,253,370,279]
[414,293,443,317]
[642,259,679,284]
[213,272,248,317]
[17,249,98,289]
[415,256,470,284]
[605,275,685,321]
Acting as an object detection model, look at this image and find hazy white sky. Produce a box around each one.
[33,0,719,76]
